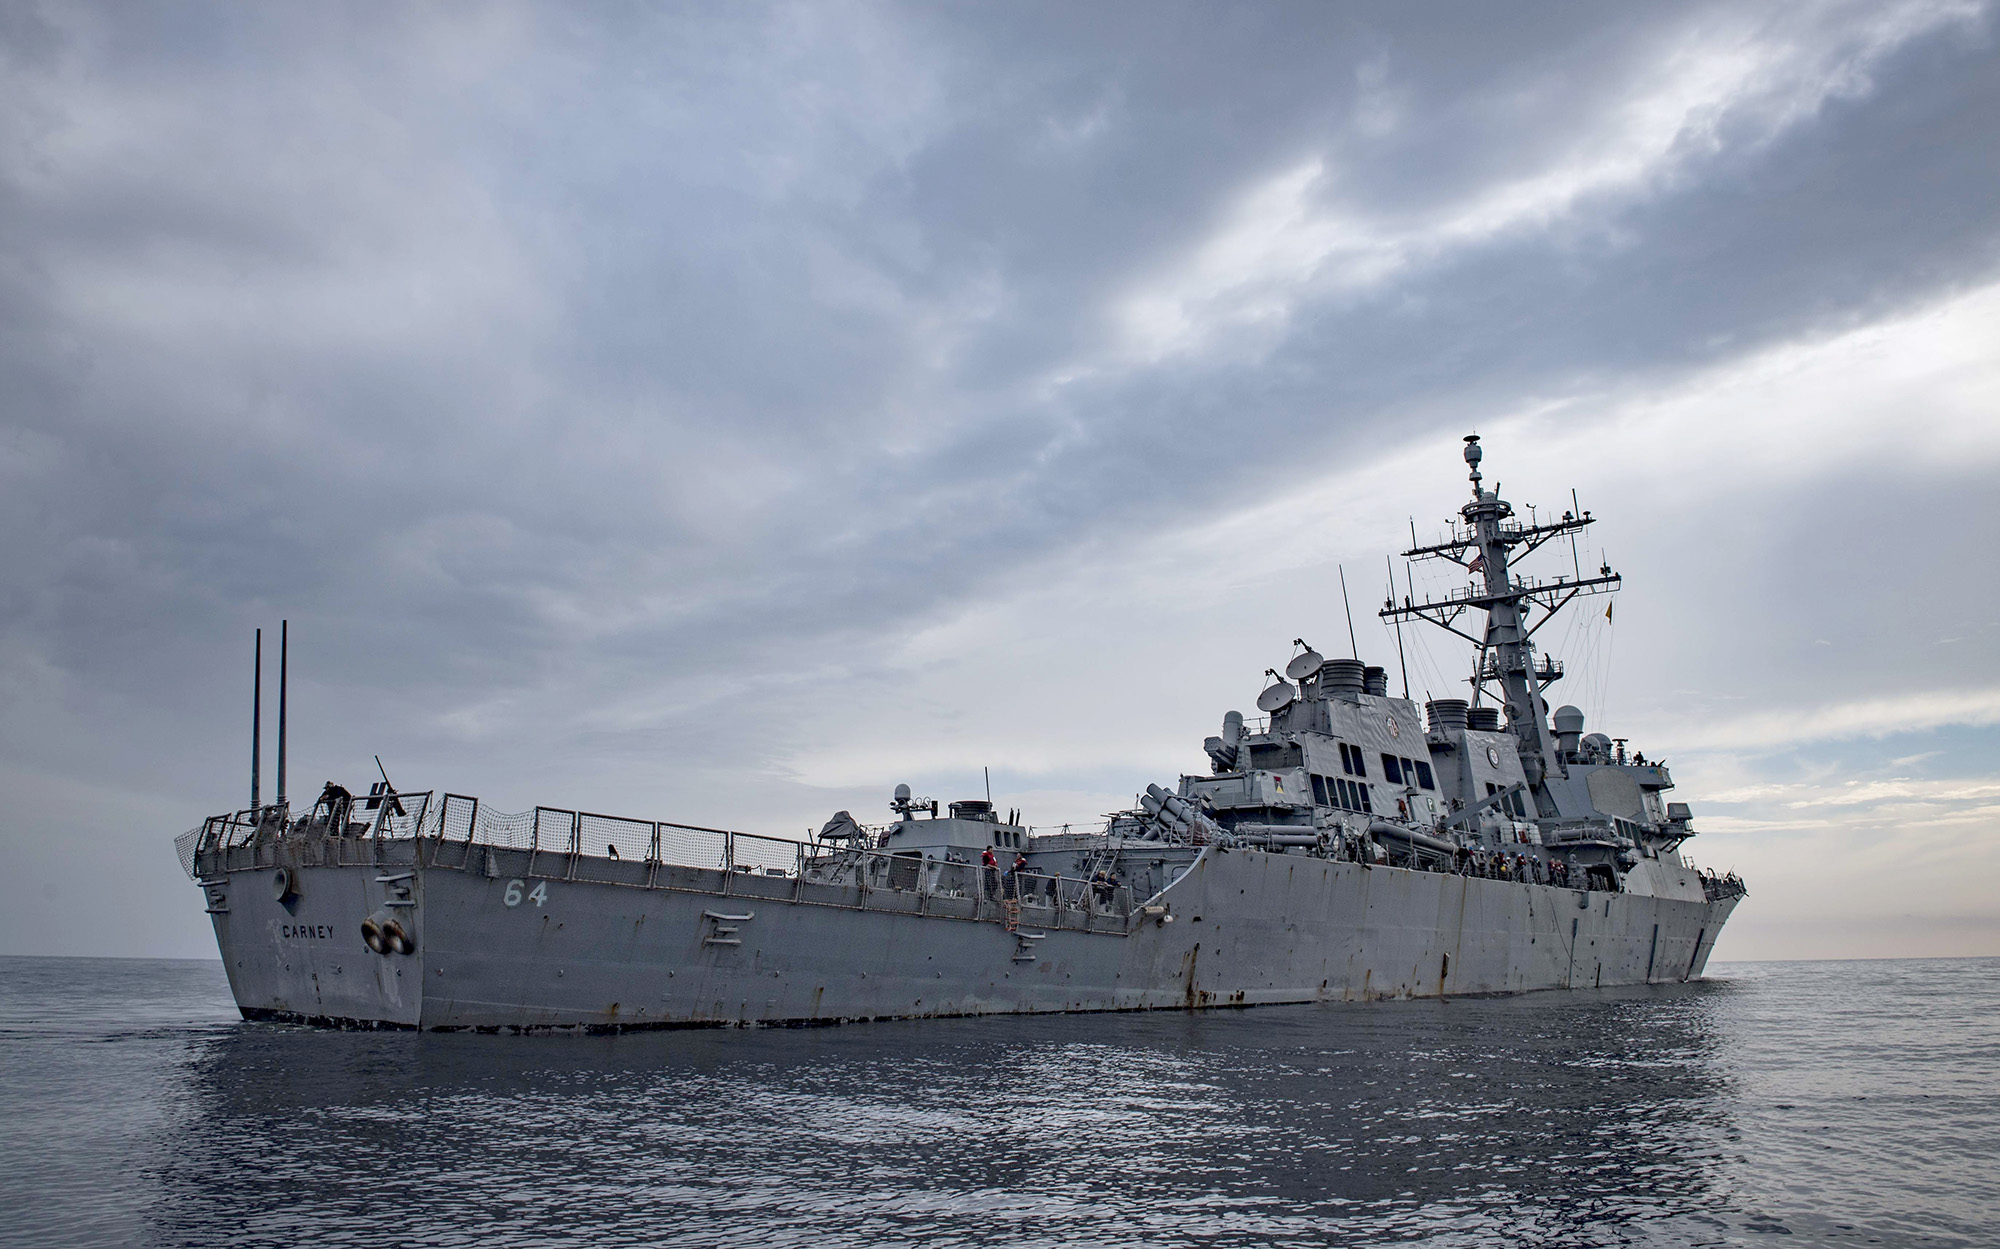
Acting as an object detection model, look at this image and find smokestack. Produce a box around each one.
[1426,699,1469,734]
[276,620,287,807]
[1319,658,1366,701]
[251,628,262,811]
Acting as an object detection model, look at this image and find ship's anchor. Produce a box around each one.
[362,871,417,955]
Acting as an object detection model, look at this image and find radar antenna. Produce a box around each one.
[1284,640,1325,682]
[1256,670,1297,713]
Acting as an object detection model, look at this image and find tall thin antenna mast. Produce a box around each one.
[1383,436,1620,790]
[1338,565,1359,659]
[276,620,288,807]
[984,766,992,805]
[1387,555,1410,699]
[251,628,262,811]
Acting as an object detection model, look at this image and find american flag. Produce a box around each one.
[1468,553,1485,574]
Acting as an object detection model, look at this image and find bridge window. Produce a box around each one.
[1414,761,1435,790]
[1380,754,1402,784]
[1483,783,1525,818]
[1338,743,1367,777]
[1249,743,1304,770]
[1311,775,1328,805]
[1326,777,1374,814]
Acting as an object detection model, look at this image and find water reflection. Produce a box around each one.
[149,984,1747,1248]
[9,957,1988,1247]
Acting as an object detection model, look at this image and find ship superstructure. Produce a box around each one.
[178,437,1744,1030]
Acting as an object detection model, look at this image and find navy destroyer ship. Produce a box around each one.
[177,436,1745,1029]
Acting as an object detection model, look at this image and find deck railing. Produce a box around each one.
[182,790,1143,931]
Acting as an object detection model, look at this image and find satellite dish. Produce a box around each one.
[1257,680,1296,713]
[1285,648,1325,681]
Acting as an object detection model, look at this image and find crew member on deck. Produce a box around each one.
[1004,852,1028,901]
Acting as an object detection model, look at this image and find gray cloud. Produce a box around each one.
[1,0,1996,956]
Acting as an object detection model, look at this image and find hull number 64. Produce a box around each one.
[503,879,548,908]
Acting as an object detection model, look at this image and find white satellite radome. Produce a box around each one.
[890,782,934,818]
[1284,647,1325,682]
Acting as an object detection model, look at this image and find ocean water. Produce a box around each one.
[0,957,1992,1248]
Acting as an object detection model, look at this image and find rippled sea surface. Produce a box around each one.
[1,957,1994,1248]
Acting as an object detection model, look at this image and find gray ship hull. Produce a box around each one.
[200,838,1739,1030]
[190,437,1749,1030]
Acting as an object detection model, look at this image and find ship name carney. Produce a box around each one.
[280,923,337,940]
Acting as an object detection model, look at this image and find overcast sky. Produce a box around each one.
[3,1,1997,961]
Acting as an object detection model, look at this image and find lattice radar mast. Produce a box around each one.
[1380,434,1621,813]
